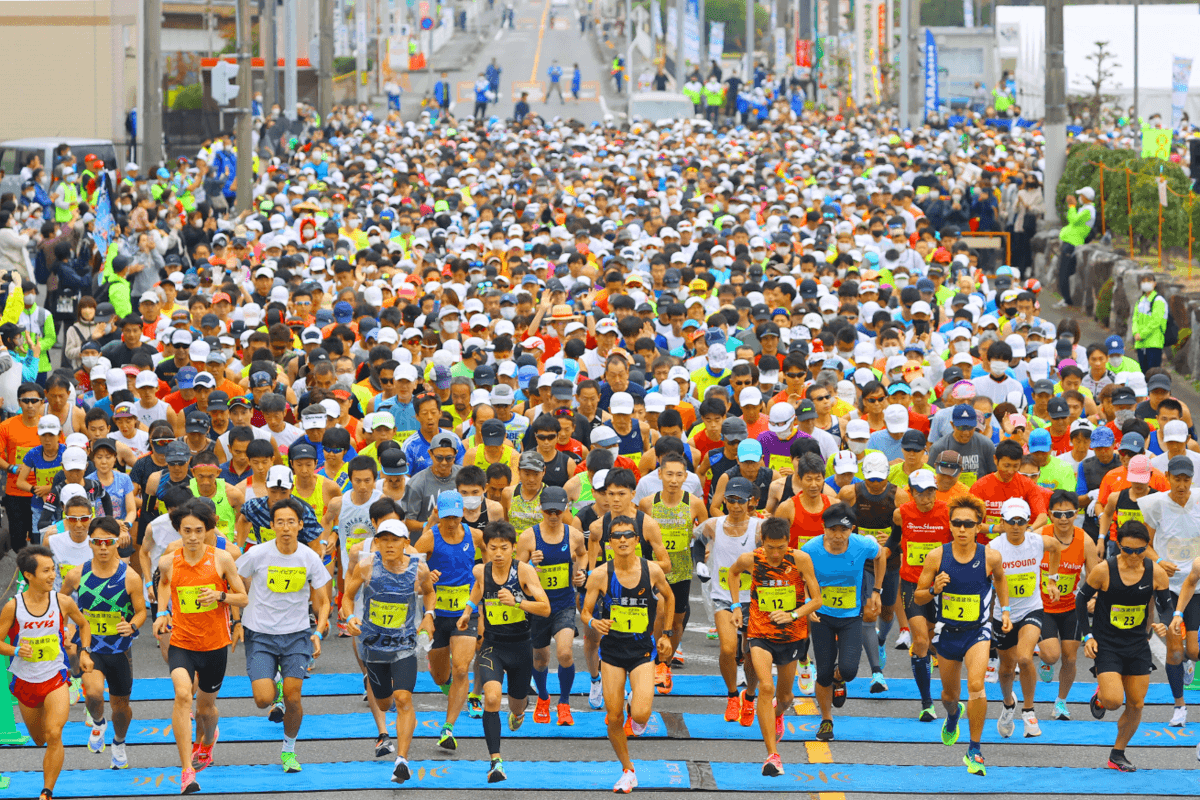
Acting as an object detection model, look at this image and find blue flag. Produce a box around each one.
[89,181,116,254]
[924,30,939,121]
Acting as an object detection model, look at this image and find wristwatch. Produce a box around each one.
[219,591,227,603]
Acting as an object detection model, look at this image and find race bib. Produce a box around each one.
[820,585,857,610]
[906,541,939,567]
[983,516,1002,540]
[610,604,649,633]
[861,527,890,546]
[369,601,408,629]
[177,584,218,613]
[58,563,76,580]
[256,526,276,543]
[84,609,122,637]
[435,584,470,612]
[768,454,793,473]
[661,528,689,553]
[1110,603,1146,630]
[1006,571,1036,599]
[538,562,570,590]
[756,585,797,613]
[346,536,368,552]
[1042,572,1077,596]
[959,471,978,488]
[718,567,752,592]
[941,592,980,622]
[25,634,60,663]
[267,566,307,593]
[604,543,615,561]
[484,598,526,625]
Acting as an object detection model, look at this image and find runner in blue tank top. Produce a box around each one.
[915,494,1010,777]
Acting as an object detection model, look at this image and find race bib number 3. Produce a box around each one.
[1006,571,1036,599]
[484,598,526,626]
[610,604,649,633]
[820,585,857,610]
[941,592,980,622]
[267,566,307,593]
[906,541,939,567]
[177,584,218,613]
[84,610,122,636]
[435,585,470,612]
[538,562,570,590]
[1110,603,1146,630]
[369,601,408,629]
[25,634,60,663]
[756,585,797,613]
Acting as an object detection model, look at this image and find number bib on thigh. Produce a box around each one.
[538,562,569,591]
[369,601,408,629]
[610,604,649,633]
[756,585,797,612]
[177,584,217,613]
[1110,604,1146,630]
[820,585,856,611]
[435,584,469,612]
[941,592,980,622]
[84,609,122,636]
[267,566,307,593]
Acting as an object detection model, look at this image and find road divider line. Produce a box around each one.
[529,0,551,81]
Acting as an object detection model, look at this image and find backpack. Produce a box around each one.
[92,274,111,305]
[33,248,49,284]
[1163,296,1180,348]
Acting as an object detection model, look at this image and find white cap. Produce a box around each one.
[139,290,160,304]
[189,341,212,363]
[375,519,410,539]
[846,419,870,440]
[853,342,875,364]
[833,451,858,474]
[62,447,88,472]
[301,410,327,429]
[1001,497,1031,521]
[884,404,908,434]
[38,414,61,435]
[610,392,634,415]
[862,451,890,480]
[644,393,666,413]
[739,387,763,407]
[768,402,796,433]
[266,465,294,489]
[910,301,932,316]
[471,388,491,407]
[1164,419,1190,443]
[135,371,158,389]
[909,468,937,491]
[90,364,108,381]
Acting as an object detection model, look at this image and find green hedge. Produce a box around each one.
[1057,142,1200,250]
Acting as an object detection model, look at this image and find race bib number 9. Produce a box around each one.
[820,585,857,610]
[610,604,649,633]
[538,563,570,590]
[369,601,408,629]
[435,585,469,612]
[941,592,980,622]
[177,584,218,614]
[267,566,307,593]
[485,598,526,626]
[756,585,797,612]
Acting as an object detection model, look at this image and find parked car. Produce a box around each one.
[0,137,119,196]
[628,91,695,123]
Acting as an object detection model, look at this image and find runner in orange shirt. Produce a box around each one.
[0,382,48,552]
[1096,432,1169,510]
[969,440,1048,543]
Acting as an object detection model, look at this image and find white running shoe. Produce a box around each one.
[589,679,604,710]
[1170,706,1188,727]
[111,742,128,769]
[736,664,746,687]
[1022,709,1042,738]
[88,720,107,753]
[797,663,815,696]
[996,700,1017,738]
[613,769,638,794]
[985,657,1000,683]
[894,628,912,650]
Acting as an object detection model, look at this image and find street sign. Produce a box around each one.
[420,16,433,29]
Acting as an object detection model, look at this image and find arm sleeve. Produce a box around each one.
[1075,582,1096,638]
[1,284,23,326]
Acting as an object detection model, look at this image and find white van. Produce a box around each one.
[0,138,119,196]
[628,91,696,123]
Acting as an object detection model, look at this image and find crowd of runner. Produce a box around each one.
[0,106,1196,799]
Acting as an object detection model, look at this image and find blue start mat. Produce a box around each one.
[710,761,1200,794]
[124,671,1200,704]
[682,713,1200,747]
[26,711,666,748]
[2,759,690,796]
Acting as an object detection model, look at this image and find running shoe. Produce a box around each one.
[438,681,452,697]
[706,627,718,640]
[1022,709,1042,737]
[985,657,999,683]
[613,769,638,793]
[739,690,756,726]
[815,719,834,741]
[774,698,784,741]
[557,703,574,726]
[736,664,746,687]
[68,677,81,705]
[1053,699,1070,721]
[468,693,484,719]
[832,678,847,708]
[1186,660,1196,687]
[268,702,284,723]
[941,702,963,746]
[996,700,1017,738]
[180,767,200,794]
[1037,662,1054,683]
[869,672,888,693]
[671,648,686,667]
[88,719,107,753]
[281,751,302,774]
[391,756,411,783]
[38,791,51,800]
[1170,705,1188,727]
[437,724,457,750]
[487,758,507,783]
[84,709,95,728]
[796,663,815,696]
[919,704,937,722]
[508,710,525,731]
[656,662,674,694]
[1106,751,1136,772]
[761,753,784,777]
[534,696,551,724]
[193,745,214,771]
[724,695,740,722]
[1090,691,1106,720]
[894,628,912,650]
[375,733,396,757]
[110,742,128,770]
[964,750,986,776]
[878,644,887,669]
[589,679,604,710]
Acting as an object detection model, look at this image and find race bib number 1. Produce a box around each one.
[610,604,649,633]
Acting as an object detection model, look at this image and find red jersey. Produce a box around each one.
[747,549,807,642]
[968,472,1049,544]
[789,495,831,548]
[897,501,951,583]
[1040,525,1086,614]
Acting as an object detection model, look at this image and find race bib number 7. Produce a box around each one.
[267,566,307,593]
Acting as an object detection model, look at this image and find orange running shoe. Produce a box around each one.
[656,663,674,695]
[556,703,574,726]
[533,696,551,723]
[739,690,756,727]
[724,694,740,722]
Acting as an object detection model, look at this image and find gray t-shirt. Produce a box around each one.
[237,539,330,634]
[927,432,997,487]
[400,465,462,524]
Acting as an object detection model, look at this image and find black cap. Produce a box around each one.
[164,440,191,464]
[1110,386,1137,406]
[380,447,409,476]
[289,442,318,462]
[1168,455,1196,477]
[758,323,781,339]
[550,379,574,401]
[1046,397,1070,419]
[941,366,965,386]
[663,268,681,287]
[472,364,496,387]
[796,399,817,420]
[185,411,211,433]
[751,303,771,321]
[480,418,507,446]
[91,437,118,455]
[799,279,819,299]
[821,502,856,529]
[724,476,756,500]
[1032,379,1056,396]
[540,486,569,511]
[200,313,220,328]
[901,430,927,451]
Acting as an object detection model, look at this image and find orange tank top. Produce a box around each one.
[898,501,952,584]
[789,495,831,548]
[170,546,231,652]
[747,549,807,641]
[1040,525,1086,614]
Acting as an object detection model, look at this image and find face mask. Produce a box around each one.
[1141,282,1155,293]
[894,275,910,288]
[24,296,34,308]
[158,209,168,218]
[836,241,851,253]
[989,360,1008,377]
[24,192,34,200]
[870,229,884,239]
[819,275,834,287]
[1108,355,1122,369]
[822,311,836,322]
[347,218,360,229]
[713,256,731,268]
[500,307,516,320]
[442,320,460,334]
[881,345,900,358]
[462,495,483,510]
[953,340,970,353]
[750,249,766,261]
[82,355,99,369]
[368,235,381,245]
[1115,409,1135,426]
[321,200,332,210]
[333,204,345,214]
[893,239,908,251]
[1003,306,1018,319]
[848,440,867,454]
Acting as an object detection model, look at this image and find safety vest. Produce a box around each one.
[704,84,723,106]
[55,183,79,222]
[191,477,236,540]
[683,83,702,105]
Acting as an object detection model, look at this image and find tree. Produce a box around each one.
[1075,40,1119,126]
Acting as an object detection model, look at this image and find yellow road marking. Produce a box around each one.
[793,699,817,715]
[804,741,845,800]
[529,0,551,81]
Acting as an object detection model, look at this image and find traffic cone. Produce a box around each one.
[0,654,30,745]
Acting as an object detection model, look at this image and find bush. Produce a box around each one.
[1095,277,1113,326]
[172,83,203,110]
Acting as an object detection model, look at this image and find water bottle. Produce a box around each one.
[417,629,432,656]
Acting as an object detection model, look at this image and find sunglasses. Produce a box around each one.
[19,397,41,405]
[1006,518,1029,527]
[536,433,557,441]
[949,519,977,528]
[152,437,176,446]
[543,508,563,516]
[66,515,93,523]
[90,537,117,547]
[432,454,456,463]
[325,447,347,455]
[1120,545,1148,555]
[609,530,638,540]
[1050,510,1075,520]
[810,394,830,402]
[725,496,749,504]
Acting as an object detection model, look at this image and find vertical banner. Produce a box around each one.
[89,182,117,254]
[667,6,679,49]
[1172,55,1193,130]
[333,0,349,56]
[923,29,939,119]
[356,9,368,62]
[708,22,724,62]
[683,0,700,65]
[652,0,663,41]
[775,27,785,70]
[962,0,973,27]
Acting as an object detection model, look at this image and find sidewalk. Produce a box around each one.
[394,5,505,122]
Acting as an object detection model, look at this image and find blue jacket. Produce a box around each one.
[549,65,563,82]
[485,64,501,91]
[475,80,490,103]
[434,81,450,105]
[571,69,581,91]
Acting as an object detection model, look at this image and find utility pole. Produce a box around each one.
[318,0,333,118]
[903,0,919,127]
[827,0,838,108]
[677,0,686,81]
[745,0,753,86]
[1133,0,1139,121]
[143,0,163,169]
[853,0,863,105]
[284,0,298,118]
[262,0,277,113]
[236,0,254,214]
[626,0,634,107]
[1043,0,1065,225]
